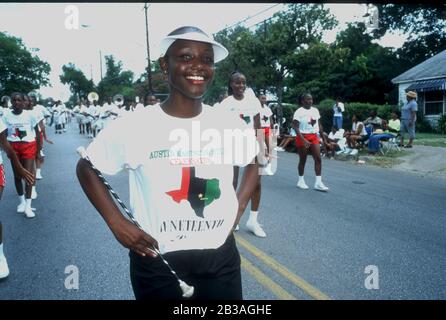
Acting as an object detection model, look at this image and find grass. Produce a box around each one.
[412,133,446,148]
[357,149,410,168]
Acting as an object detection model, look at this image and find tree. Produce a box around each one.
[97,55,135,101]
[59,63,95,101]
[210,3,338,114]
[375,4,446,66]
[0,32,50,96]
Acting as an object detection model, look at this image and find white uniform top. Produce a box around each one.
[217,89,262,129]
[86,104,259,254]
[259,105,273,128]
[293,107,321,134]
[333,102,345,117]
[0,117,6,165]
[34,104,50,126]
[2,109,38,142]
[352,121,367,136]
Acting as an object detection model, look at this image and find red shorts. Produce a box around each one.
[10,141,37,160]
[295,133,320,148]
[262,127,271,138]
[0,164,5,187]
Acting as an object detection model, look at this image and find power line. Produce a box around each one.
[213,3,283,35]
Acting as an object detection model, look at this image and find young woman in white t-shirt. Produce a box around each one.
[292,93,329,191]
[218,71,267,238]
[0,117,35,279]
[3,93,41,218]
[77,26,259,300]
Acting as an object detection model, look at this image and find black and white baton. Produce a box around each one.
[76,146,194,298]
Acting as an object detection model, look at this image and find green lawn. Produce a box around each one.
[412,133,446,148]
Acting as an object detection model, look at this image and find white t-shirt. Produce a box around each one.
[352,121,367,136]
[259,105,273,128]
[29,108,45,132]
[34,104,50,125]
[0,118,6,165]
[86,104,259,254]
[333,102,345,117]
[217,93,262,128]
[134,103,145,112]
[2,109,38,142]
[293,107,321,134]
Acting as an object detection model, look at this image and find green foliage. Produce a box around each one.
[59,63,95,101]
[415,112,434,133]
[437,114,446,134]
[0,32,51,96]
[97,55,135,101]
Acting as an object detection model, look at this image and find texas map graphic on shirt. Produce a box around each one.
[166,167,221,218]
[262,115,269,123]
[14,127,27,140]
[308,117,317,127]
[240,114,251,124]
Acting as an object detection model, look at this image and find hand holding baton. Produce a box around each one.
[76,146,194,298]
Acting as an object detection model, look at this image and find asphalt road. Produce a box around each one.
[1,122,445,300]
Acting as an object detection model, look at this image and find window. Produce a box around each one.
[424,90,444,115]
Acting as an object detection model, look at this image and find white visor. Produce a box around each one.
[159,26,228,63]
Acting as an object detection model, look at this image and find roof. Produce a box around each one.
[392,49,446,84]
[406,78,446,92]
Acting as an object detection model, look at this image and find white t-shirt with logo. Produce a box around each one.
[217,93,262,128]
[2,109,38,142]
[293,107,321,134]
[86,104,259,254]
[259,105,273,128]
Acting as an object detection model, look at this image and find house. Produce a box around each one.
[392,49,446,124]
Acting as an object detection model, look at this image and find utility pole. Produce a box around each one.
[144,3,153,93]
[99,50,103,81]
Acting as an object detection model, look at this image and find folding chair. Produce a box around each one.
[379,134,401,155]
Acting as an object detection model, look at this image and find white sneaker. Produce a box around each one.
[314,182,329,192]
[350,149,358,156]
[17,202,26,213]
[0,256,10,279]
[24,207,35,218]
[234,224,239,231]
[246,220,267,238]
[31,187,37,199]
[297,180,309,190]
[264,163,274,176]
[36,171,43,180]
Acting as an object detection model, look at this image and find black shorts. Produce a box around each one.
[130,234,242,300]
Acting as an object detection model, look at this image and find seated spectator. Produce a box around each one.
[344,114,368,149]
[367,119,399,155]
[388,111,401,135]
[323,126,346,159]
[275,126,297,152]
[363,109,383,131]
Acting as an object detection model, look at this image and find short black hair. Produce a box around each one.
[227,71,245,96]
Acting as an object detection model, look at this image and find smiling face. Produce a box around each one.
[160,39,215,100]
[230,73,246,99]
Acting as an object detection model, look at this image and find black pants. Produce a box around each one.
[130,234,242,300]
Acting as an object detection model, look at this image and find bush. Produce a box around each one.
[416,112,434,133]
[436,114,446,134]
[316,100,398,132]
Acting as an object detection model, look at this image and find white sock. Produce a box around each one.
[19,195,25,204]
[36,168,41,176]
[26,198,32,210]
[248,211,258,223]
[32,186,36,193]
[298,176,305,183]
[315,176,322,184]
[0,243,4,257]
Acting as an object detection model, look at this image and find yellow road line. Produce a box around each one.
[236,235,331,300]
[240,255,297,300]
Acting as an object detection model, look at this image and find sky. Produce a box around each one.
[0,3,407,100]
